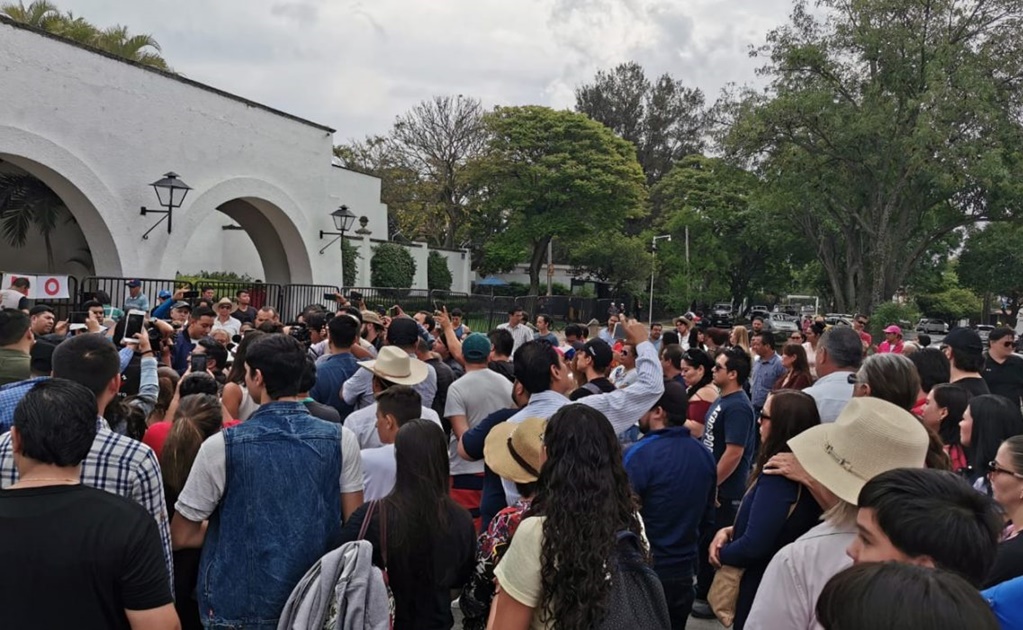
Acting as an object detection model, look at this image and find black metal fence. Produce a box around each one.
[41,278,627,332]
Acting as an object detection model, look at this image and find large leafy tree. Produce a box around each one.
[2,1,169,69]
[335,96,487,249]
[718,0,1023,314]
[576,62,705,185]
[473,106,647,294]
[652,155,808,310]
[0,171,75,272]
[959,223,1023,321]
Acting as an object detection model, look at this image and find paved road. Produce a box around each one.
[452,605,724,628]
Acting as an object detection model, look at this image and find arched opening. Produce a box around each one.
[0,156,108,277]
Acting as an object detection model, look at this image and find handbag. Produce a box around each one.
[358,501,396,629]
[708,485,803,627]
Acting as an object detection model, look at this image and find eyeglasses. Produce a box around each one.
[846,373,865,386]
[760,412,772,421]
[988,461,1023,479]
[712,364,726,372]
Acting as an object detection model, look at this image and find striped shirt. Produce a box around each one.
[0,417,174,588]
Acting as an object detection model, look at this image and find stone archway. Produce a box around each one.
[162,178,314,285]
[0,125,125,276]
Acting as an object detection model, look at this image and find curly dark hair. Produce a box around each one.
[527,404,644,629]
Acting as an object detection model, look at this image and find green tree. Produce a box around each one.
[568,235,651,294]
[0,171,74,272]
[427,250,452,291]
[341,238,359,288]
[718,0,1023,314]
[370,243,416,289]
[651,155,808,310]
[959,223,1023,321]
[2,1,169,69]
[472,106,647,294]
[576,62,705,184]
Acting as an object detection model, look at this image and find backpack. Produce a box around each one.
[276,540,390,630]
[597,531,671,630]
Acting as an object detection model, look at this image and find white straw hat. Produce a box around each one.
[356,346,428,386]
[788,397,929,505]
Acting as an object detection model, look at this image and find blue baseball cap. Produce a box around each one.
[158,290,172,299]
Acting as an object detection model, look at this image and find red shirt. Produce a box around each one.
[142,421,171,457]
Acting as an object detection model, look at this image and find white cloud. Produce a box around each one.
[55,0,794,138]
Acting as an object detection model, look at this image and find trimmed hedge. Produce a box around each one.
[427,250,453,291]
[370,243,416,289]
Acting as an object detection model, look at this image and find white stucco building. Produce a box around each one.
[0,16,470,291]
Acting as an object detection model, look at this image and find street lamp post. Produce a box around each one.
[319,205,358,286]
[649,234,672,325]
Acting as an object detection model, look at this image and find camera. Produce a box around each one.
[287,322,311,345]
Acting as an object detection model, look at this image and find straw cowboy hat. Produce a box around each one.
[356,345,428,386]
[484,417,547,484]
[788,397,929,505]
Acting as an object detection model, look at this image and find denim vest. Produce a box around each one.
[198,402,343,629]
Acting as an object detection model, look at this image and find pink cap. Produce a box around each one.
[883,325,902,335]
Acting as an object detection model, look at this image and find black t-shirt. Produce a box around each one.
[339,500,476,630]
[0,484,172,629]
[305,399,342,423]
[569,377,616,401]
[984,533,1023,588]
[954,376,991,398]
[984,354,1023,406]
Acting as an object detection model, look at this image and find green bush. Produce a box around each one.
[370,243,416,289]
[342,239,359,288]
[427,250,453,291]
[869,302,921,340]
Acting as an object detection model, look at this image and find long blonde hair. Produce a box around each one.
[161,394,223,499]
[731,325,751,355]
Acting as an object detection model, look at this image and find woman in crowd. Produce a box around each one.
[681,349,717,439]
[159,393,225,630]
[850,352,920,411]
[984,435,1023,588]
[802,322,825,376]
[773,343,813,391]
[459,418,545,630]
[704,327,730,354]
[909,347,950,417]
[730,326,751,357]
[921,383,970,473]
[961,394,1023,494]
[491,405,649,629]
[339,419,476,629]
[709,390,823,629]
[687,327,707,353]
[222,330,265,420]
[816,563,999,630]
[146,367,180,426]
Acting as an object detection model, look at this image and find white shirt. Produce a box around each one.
[444,368,514,476]
[500,340,665,504]
[802,371,855,423]
[345,403,442,450]
[360,444,396,501]
[498,322,534,357]
[342,355,436,409]
[212,316,242,338]
[745,520,855,630]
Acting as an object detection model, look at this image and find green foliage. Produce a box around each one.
[568,235,651,294]
[958,223,1023,320]
[718,0,1023,313]
[341,238,359,288]
[472,105,647,294]
[175,271,258,283]
[427,250,452,291]
[651,155,810,310]
[869,302,921,340]
[1,1,170,69]
[0,171,74,272]
[370,243,416,289]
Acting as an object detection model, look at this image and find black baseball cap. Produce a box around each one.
[583,339,614,371]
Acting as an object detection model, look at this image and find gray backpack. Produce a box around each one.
[277,540,390,630]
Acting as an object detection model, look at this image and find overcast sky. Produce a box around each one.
[57,0,795,141]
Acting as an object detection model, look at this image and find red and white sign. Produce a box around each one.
[1,273,70,299]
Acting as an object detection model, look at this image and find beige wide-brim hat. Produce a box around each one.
[357,345,429,386]
[485,417,547,484]
[788,397,929,505]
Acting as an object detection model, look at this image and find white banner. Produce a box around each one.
[1,273,70,300]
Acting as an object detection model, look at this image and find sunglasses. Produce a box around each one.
[999,341,1015,348]
[988,461,1023,479]
[712,364,726,372]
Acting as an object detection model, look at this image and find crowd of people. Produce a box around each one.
[2,279,1023,630]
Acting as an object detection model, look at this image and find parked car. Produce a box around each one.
[974,324,994,345]
[708,303,733,327]
[916,318,948,334]
[824,313,853,327]
[763,312,800,336]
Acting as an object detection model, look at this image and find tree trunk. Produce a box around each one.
[528,237,550,295]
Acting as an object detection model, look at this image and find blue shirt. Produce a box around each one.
[984,574,1023,629]
[624,426,716,579]
[171,329,200,374]
[702,390,756,500]
[0,377,49,433]
[124,293,150,313]
[310,352,360,422]
[750,352,785,408]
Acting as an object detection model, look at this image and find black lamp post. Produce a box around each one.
[140,172,191,240]
[319,205,358,286]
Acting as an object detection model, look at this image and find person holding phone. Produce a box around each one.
[171,307,215,375]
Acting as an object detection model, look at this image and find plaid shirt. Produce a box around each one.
[0,417,174,589]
